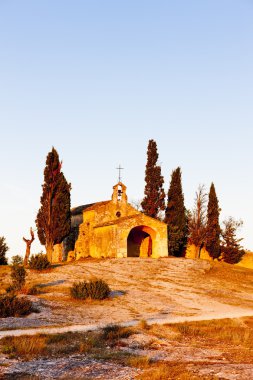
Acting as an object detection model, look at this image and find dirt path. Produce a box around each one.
[1,306,253,339]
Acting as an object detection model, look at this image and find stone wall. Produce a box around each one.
[185,244,211,260]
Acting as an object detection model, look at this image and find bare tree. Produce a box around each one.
[129,199,142,211]
[23,227,35,266]
[188,185,207,258]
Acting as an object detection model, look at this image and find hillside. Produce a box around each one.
[1,257,253,331]
[1,257,253,379]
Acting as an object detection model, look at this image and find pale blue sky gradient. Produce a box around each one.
[0,1,252,259]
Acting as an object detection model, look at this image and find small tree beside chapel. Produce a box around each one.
[141,139,165,219]
[164,167,188,256]
[221,217,245,264]
[36,148,71,262]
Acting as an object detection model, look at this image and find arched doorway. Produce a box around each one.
[127,226,155,257]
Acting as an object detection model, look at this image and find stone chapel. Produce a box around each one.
[52,182,168,262]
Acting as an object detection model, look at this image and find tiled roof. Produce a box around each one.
[83,201,110,212]
[71,201,110,216]
[71,204,95,216]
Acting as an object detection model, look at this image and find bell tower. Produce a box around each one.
[112,182,128,204]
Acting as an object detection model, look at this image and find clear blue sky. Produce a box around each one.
[0,0,252,259]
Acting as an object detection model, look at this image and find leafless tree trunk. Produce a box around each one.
[23,228,35,266]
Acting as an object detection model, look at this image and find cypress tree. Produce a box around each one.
[164,167,187,256]
[206,183,221,259]
[0,236,8,265]
[36,148,71,262]
[141,139,165,219]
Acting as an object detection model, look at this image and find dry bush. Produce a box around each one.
[101,324,133,342]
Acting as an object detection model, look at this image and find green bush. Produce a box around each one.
[29,253,51,270]
[70,279,110,300]
[11,255,24,265]
[11,265,26,291]
[0,295,33,317]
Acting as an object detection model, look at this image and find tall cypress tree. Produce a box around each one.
[36,148,71,262]
[164,167,187,256]
[141,139,165,219]
[206,183,221,259]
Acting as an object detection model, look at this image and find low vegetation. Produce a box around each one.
[0,294,33,317]
[10,264,26,291]
[136,363,212,380]
[70,279,110,300]
[2,319,247,379]
[29,253,51,270]
[170,318,253,348]
[0,325,134,360]
[11,255,24,266]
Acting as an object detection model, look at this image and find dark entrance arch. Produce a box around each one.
[127,226,155,257]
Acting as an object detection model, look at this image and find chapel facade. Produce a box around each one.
[53,182,168,262]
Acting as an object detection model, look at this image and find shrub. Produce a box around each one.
[0,295,33,317]
[29,253,51,270]
[27,285,39,295]
[11,255,24,265]
[221,246,245,265]
[19,285,40,295]
[102,324,133,341]
[70,279,110,300]
[11,265,26,290]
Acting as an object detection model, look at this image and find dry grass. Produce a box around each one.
[0,325,135,360]
[136,362,217,380]
[1,318,252,378]
[1,335,46,359]
[145,317,253,365]
[127,355,151,368]
[138,319,150,330]
[167,318,253,348]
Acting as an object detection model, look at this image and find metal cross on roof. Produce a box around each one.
[116,164,124,182]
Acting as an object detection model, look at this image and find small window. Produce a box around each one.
[116,211,121,218]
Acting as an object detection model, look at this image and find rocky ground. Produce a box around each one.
[0,257,253,379]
